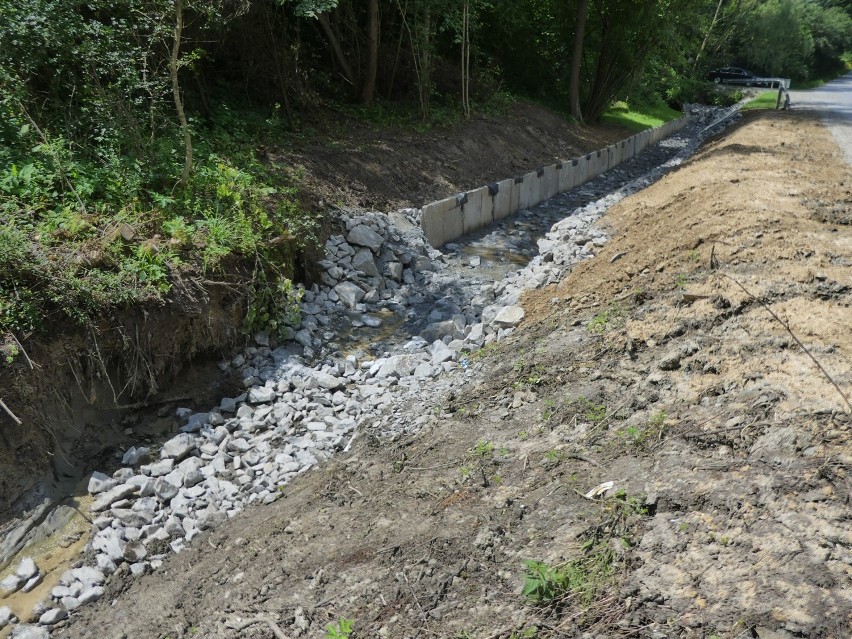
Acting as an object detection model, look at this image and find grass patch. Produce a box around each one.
[521,491,650,627]
[601,100,682,131]
[741,90,781,110]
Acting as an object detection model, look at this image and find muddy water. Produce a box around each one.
[0,495,91,635]
[342,309,405,355]
[457,244,531,267]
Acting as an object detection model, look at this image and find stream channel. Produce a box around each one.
[0,105,739,637]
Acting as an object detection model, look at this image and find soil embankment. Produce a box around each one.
[57,111,851,638]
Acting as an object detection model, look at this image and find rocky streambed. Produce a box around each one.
[0,105,739,637]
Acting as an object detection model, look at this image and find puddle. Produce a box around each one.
[0,494,91,634]
[457,244,531,266]
[341,309,405,356]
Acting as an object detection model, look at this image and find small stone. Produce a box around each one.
[198,508,228,530]
[180,413,209,433]
[38,608,68,625]
[314,372,343,390]
[104,535,125,561]
[96,554,117,575]
[183,469,204,488]
[385,262,403,281]
[111,507,154,528]
[121,446,152,466]
[492,305,525,328]
[361,314,382,328]
[61,596,81,611]
[414,363,434,379]
[248,386,276,404]
[160,433,197,460]
[123,541,147,562]
[335,282,366,309]
[21,573,43,592]
[142,459,174,477]
[219,397,237,413]
[430,341,455,365]
[154,478,180,501]
[10,624,49,639]
[87,471,117,495]
[15,557,39,580]
[0,606,15,629]
[71,566,105,587]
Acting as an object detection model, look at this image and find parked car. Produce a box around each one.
[707,67,769,87]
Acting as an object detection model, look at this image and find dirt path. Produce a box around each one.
[56,111,851,639]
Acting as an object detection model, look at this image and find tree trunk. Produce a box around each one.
[461,0,471,118]
[317,12,356,87]
[360,0,379,104]
[170,0,192,188]
[694,0,725,69]
[569,0,588,124]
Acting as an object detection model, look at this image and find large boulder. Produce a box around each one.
[347,225,383,252]
[334,282,366,309]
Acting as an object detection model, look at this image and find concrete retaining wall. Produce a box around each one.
[419,115,689,247]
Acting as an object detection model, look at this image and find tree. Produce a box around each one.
[569,0,588,122]
[361,0,380,104]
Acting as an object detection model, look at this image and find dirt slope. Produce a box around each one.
[276,102,631,211]
[59,111,851,639]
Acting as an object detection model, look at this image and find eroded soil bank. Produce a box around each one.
[55,111,851,638]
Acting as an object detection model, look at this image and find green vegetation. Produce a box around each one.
[741,91,783,110]
[587,302,625,335]
[620,410,669,450]
[602,100,682,131]
[325,618,354,639]
[522,491,649,619]
[575,397,607,424]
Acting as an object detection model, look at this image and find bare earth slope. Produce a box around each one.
[60,111,850,639]
[277,102,631,211]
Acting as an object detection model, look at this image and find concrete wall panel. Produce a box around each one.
[492,179,514,220]
[558,162,575,193]
[518,171,538,210]
[573,156,589,186]
[462,187,491,235]
[542,164,559,201]
[510,177,521,215]
[625,136,635,161]
[421,196,462,248]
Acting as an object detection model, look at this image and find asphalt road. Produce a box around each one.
[790,71,852,163]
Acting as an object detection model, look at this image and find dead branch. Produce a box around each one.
[10,332,36,369]
[111,396,190,411]
[722,273,851,414]
[0,398,23,425]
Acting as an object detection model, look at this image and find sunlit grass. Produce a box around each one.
[741,91,781,110]
[601,100,682,131]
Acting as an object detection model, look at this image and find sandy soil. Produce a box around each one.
[55,110,851,639]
